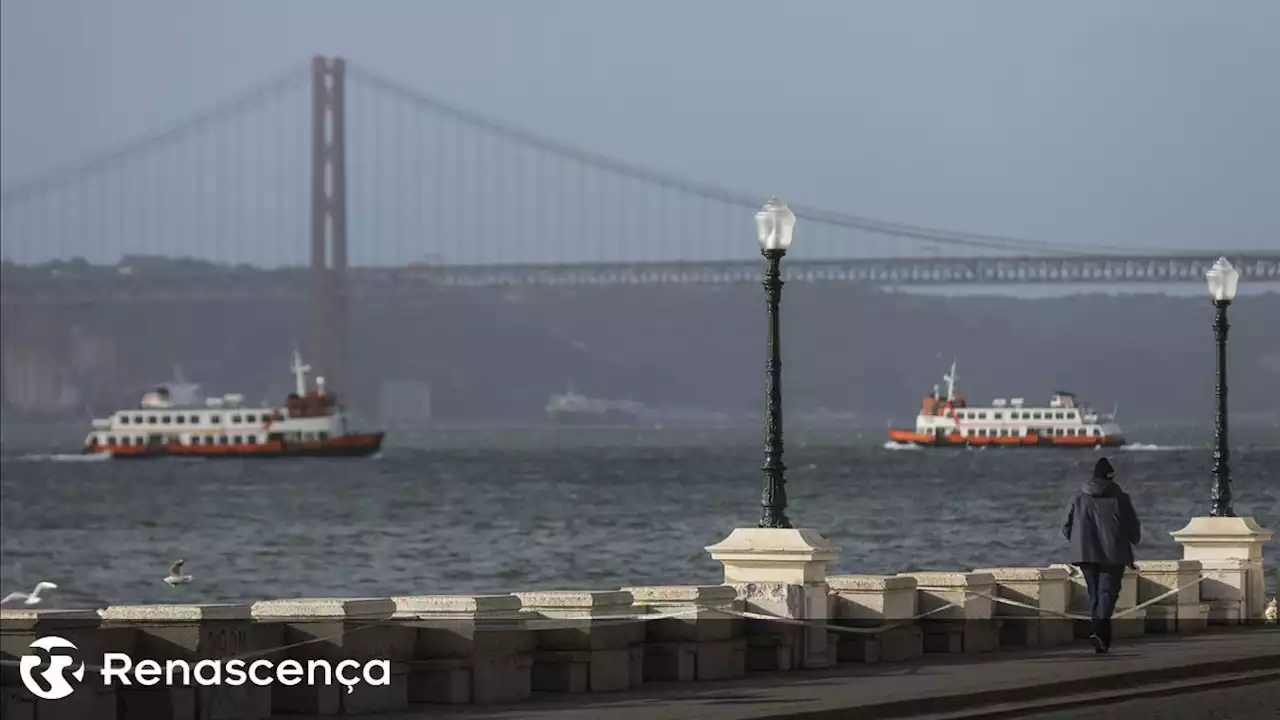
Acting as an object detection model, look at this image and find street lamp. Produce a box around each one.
[1205,257,1240,517]
[755,197,797,529]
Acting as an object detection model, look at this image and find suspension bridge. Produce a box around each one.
[2,56,1274,289]
[1,56,1277,406]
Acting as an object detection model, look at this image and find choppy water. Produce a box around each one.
[2,426,1277,609]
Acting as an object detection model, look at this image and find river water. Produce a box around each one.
[1,425,1277,608]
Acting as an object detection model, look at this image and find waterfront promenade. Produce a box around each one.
[407,628,1280,720]
[2,516,1274,720]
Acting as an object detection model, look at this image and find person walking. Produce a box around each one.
[1061,457,1142,653]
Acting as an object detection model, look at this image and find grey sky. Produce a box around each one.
[2,0,1278,259]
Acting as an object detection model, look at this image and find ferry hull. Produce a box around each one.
[547,408,643,426]
[84,432,385,459]
[887,429,1125,449]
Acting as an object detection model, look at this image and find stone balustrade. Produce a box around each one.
[511,590,643,694]
[826,574,923,663]
[972,567,1072,649]
[1133,560,1210,634]
[388,594,530,705]
[896,571,1000,654]
[620,585,745,682]
[2,551,1271,719]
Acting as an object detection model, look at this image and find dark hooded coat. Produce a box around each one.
[1061,458,1142,566]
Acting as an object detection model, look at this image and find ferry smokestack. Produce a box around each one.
[316,376,326,395]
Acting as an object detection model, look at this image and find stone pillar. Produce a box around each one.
[250,597,407,716]
[1,609,125,720]
[390,595,532,705]
[705,527,839,670]
[99,603,271,720]
[620,585,745,682]
[1171,516,1273,622]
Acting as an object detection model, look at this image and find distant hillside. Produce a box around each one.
[4,280,1275,423]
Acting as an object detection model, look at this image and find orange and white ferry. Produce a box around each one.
[82,351,385,459]
[887,361,1125,448]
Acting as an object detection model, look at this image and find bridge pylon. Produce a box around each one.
[309,55,349,398]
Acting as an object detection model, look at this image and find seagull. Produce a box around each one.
[164,559,193,586]
[1,581,58,605]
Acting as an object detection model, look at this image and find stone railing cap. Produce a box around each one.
[705,527,840,560]
[512,590,634,609]
[827,574,917,591]
[251,597,394,620]
[620,585,738,604]
[102,603,252,622]
[897,571,996,587]
[1170,516,1273,541]
[973,567,1071,581]
[1,608,102,631]
[391,594,522,615]
[1134,559,1203,571]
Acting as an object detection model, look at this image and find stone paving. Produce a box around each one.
[291,627,1279,720]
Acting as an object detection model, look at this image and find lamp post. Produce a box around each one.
[755,197,797,529]
[1205,257,1240,517]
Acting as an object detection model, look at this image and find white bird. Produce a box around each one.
[1,581,58,605]
[164,559,193,586]
[1265,598,1277,624]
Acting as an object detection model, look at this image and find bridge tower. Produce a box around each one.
[309,56,349,397]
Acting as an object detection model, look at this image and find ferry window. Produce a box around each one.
[967,429,975,436]
[120,416,130,425]
[317,431,328,441]
[204,436,215,446]
[1067,428,1076,436]
[147,415,157,425]
[233,435,243,444]
[231,414,242,424]
[1056,428,1065,436]
[162,415,171,424]
[993,412,1003,420]
[1032,412,1042,419]
[1008,412,1019,420]
[210,415,221,424]
[189,414,200,424]
[1093,428,1102,436]
[978,412,987,419]
[245,413,257,423]
[978,429,987,437]
[133,415,143,424]
[106,436,116,446]
[1066,412,1076,419]
[176,416,186,425]
[219,435,229,444]
[1054,412,1064,420]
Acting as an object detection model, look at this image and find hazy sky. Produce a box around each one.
[2,0,1278,259]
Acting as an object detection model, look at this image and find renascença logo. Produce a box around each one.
[18,634,390,699]
[20,636,86,700]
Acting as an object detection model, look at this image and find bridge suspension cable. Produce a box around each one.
[345,62,1145,258]
[0,63,311,203]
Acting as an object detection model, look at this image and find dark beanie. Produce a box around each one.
[1094,457,1115,479]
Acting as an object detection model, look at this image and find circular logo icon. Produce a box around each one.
[19,636,86,700]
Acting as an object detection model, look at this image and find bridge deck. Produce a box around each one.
[2,253,1277,302]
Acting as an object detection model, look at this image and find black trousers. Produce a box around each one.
[1079,563,1126,646]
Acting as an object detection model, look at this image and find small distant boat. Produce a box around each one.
[886,360,1125,449]
[545,385,649,426]
[81,351,384,458]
